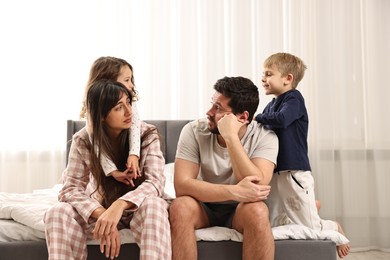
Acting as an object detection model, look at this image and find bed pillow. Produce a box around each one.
[163,163,176,199]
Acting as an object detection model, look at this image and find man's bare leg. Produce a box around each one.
[233,201,274,260]
[169,196,209,260]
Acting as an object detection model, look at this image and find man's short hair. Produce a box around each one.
[214,76,259,121]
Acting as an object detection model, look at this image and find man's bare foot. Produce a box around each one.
[336,222,350,258]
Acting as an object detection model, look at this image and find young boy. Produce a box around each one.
[255,52,350,258]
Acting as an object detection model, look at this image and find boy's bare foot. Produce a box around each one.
[336,221,350,258]
[315,200,321,212]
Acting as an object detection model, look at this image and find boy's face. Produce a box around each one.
[261,65,292,97]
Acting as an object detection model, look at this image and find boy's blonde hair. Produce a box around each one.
[264,52,307,89]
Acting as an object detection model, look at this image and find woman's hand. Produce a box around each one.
[99,227,121,259]
[93,200,129,240]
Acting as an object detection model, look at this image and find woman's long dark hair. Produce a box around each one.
[86,79,158,208]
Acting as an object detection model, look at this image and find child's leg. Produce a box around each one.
[277,170,322,230]
[279,171,350,258]
[335,222,350,258]
[266,173,289,227]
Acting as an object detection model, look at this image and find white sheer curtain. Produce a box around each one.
[0,0,388,252]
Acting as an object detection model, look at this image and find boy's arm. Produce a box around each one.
[256,95,301,128]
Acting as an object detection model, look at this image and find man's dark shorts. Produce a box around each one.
[201,202,238,228]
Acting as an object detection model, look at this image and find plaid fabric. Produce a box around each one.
[44,121,171,260]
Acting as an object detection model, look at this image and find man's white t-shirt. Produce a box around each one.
[176,118,279,185]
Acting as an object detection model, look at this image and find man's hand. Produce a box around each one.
[231,176,271,202]
[217,113,245,139]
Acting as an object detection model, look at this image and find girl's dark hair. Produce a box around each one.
[214,76,259,121]
[86,79,157,208]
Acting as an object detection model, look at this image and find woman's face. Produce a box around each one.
[117,65,134,91]
[104,92,132,137]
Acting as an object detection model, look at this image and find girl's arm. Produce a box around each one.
[119,122,165,209]
[129,102,141,157]
[127,102,141,177]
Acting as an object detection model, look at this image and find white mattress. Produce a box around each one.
[0,163,349,245]
[0,219,45,242]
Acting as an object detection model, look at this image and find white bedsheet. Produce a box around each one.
[0,164,349,245]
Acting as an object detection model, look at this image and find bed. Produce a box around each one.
[0,120,348,260]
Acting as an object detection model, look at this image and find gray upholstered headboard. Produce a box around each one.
[66,120,191,165]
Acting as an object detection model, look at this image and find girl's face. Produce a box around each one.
[117,65,134,91]
[261,65,291,97]
[104,92,132,137]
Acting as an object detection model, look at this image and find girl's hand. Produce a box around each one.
[111,169,137,186]
[127,155,141,178]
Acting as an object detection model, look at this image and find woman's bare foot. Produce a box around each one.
[336,222,350,258]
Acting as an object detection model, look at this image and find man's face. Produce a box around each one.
[206,92,232,134]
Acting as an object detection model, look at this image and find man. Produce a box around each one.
[169,76,278,260]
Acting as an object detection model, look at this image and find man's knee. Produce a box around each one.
[235,202,270,226]
[169,196,200,225]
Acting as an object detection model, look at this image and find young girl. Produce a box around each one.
[80,56,142,185]
[45,79,170,259]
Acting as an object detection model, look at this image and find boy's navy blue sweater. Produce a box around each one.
[255,89,311,172]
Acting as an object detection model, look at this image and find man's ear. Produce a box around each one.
[237,111,250,124]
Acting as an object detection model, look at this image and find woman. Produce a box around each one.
[44,79,171,260]
[80,56,142,186]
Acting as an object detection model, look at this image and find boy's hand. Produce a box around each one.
[127,155,141,178]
